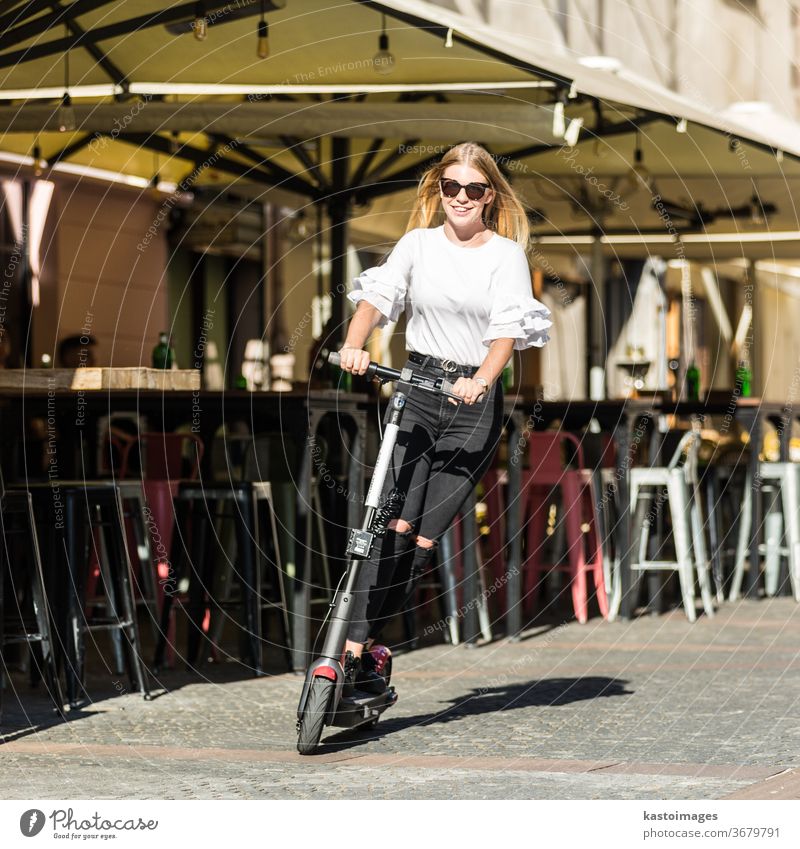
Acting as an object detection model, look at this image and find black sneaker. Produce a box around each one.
[342,651,387,698]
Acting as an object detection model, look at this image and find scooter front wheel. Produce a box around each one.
[297,676,334,755]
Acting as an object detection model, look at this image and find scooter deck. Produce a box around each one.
[330,687,397,729]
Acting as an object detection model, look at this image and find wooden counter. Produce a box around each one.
[0,367,200,392]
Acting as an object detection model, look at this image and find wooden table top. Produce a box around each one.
[0,367,201,392]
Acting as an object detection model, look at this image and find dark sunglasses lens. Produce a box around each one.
[465,183,488,200]
[441,179,461,198]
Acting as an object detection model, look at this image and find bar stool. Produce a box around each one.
[450,499,493,644]
[629,429,716,621]
[521,432,608,624]
[28,482,152,707]
[699,441,749,602]
[155,433,291,674]
[404,497,489,647]
[729,461,800,602]
[133,431,204,665]
[1,487,65,721]
[80,423,161,658]
[205,431,292,671]
[575,431,621,621]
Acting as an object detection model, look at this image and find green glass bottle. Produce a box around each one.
[151,332,174,369]
[502,360,514,392]
[735,360,752,398]
[686,360,701,401]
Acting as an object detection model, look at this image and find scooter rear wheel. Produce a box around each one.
[297,676,334,755]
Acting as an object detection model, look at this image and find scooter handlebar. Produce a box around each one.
[327,350,484,403]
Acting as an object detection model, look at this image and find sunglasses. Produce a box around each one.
[439,177,491,201]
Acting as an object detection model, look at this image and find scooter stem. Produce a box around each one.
[319,388,407,662]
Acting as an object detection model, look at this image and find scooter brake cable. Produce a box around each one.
[310,567,349,660]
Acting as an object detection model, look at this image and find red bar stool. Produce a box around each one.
[521,431,609,624]
[135,432,204,666]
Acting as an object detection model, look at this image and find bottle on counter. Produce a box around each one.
[735,360,752,398]
[686,360,701,401]
[501,359,514,392]
[152,332,175,369]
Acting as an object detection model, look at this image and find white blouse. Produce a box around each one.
[348,225,552,367]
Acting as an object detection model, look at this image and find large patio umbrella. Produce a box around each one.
[1,0,799,369]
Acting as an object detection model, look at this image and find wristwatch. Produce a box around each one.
[475,377,489,390]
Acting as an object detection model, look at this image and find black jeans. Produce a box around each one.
[348,357,504,643]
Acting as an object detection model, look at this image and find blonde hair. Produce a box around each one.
[405,142,530,253]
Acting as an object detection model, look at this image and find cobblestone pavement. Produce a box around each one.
[1,598,799,800]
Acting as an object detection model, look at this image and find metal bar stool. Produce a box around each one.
[729,461,800,602]
[404,495,489,647]
[701,448,749,604]
[1,488,65,722]
[154,433,291,674]
[28,482,152,707]
[629,429,716,621]
[96,421,162,643]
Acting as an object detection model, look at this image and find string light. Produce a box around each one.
[58,29,75,133]
[373,14,395,75]
[57,93,75,132]
[257,1,270,59]
[193,2,207,41]
[33,142,45,177]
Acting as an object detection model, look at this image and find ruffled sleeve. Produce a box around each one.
[348,230,415,327]
[483,245,552,349]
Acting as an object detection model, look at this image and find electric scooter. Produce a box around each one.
[296,351,465,754]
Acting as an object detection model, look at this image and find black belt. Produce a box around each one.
[407,351,478,377]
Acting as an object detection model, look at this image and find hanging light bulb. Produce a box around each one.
[149,151,162,199]
[630,143,652,189]
[58,92,76,132]
[622,133,653,195]
[58,32,75,133]
[193,2,207,40]
[257,12,270,59]
[749,192,766,226]
[32,142,46,176]
[373,14,395,75]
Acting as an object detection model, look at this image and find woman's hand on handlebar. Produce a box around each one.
[338,346,371,375]
[449,376,487,406]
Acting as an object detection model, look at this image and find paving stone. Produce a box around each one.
[1,598,798,799]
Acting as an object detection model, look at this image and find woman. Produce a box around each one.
[338,142,551,695]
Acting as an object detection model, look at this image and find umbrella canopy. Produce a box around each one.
[0,0,796,260]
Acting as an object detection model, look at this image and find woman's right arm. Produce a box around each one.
[341,230,416,375]
[339,302,384,375]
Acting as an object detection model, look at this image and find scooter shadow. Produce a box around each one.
[318,675,632,753]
